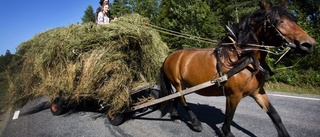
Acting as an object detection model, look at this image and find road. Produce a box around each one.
[1,91,320,137]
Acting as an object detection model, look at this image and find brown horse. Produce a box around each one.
[159,1,317,137]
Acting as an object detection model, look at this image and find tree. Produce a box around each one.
[284,0,320,71]
[81,5,96,23]
[223,0,259,25]
[110,0,132,17]
[129,0,159,22]
[0,50,13,72]
[156,0,224,50]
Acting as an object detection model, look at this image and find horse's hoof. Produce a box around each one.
[171,116,181,124]
[191,120,203,132]
[192,125,203,132]
[173,119,182,124]
[223,132,235,137]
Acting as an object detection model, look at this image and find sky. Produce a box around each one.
[0,0,113,56]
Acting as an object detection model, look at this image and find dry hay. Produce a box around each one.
[7,14,169,115]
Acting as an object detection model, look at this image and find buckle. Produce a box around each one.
[211,74,228,86]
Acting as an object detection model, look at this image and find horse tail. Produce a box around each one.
[158,62,174,117]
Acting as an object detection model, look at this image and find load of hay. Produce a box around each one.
[7,14,169,115]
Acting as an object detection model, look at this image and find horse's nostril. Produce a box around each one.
[301,42,312,48]
[300,42,315,52]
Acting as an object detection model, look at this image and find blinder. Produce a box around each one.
[264,19,293,52]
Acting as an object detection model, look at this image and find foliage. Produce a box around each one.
[0,50,13,72]
[269,68,320,87]
[157,0,223,50]
[129,0,159,22]
[223,0,259,25]
[81,5,96,23]
[107,0,160,23]
[109,0,132,17]
[0,72,9,114]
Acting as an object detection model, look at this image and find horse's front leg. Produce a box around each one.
[222,94,242,137]
[251,88,290,137]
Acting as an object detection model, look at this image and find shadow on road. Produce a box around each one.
[19,101,50,116]
[19,99,105,119]
[19,98,256,137]
[128,102,256,137]
[181,102,256,137]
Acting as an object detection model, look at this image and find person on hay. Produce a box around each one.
[96,5,110,24]
[96,0,117,24]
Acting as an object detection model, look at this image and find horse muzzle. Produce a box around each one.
[293,40,317,54]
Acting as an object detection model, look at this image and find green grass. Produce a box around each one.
[265,82,320,95]
[0,72,8,115]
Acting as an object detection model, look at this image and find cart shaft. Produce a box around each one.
[130,75,227,111]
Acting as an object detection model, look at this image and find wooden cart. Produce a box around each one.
[50,75,228,126]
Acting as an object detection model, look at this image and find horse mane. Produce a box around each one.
[215,5,296,74]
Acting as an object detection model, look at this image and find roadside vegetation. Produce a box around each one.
[0,72,8,115]
[265,82,320,95]
[0,51,12,114]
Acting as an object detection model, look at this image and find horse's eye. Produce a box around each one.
[278,20,284,24]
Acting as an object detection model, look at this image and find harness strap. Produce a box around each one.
[215,48,224,78]
[214,48,255,96]
[214,48,226,96]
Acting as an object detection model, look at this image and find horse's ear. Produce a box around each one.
[259,1,270,9]
[281,0,289,8]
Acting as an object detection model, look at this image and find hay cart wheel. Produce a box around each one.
[50,98,68,115]
[150,88,160,99]
[149,88,160,110]
[107,113,124,126]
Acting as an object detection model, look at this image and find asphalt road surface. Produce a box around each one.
[1,91,320,137]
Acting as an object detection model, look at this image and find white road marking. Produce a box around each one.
[12,110,20,120]
[268,94,320,101]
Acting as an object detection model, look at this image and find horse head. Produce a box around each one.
[256,0,317,54]
[217,0,317,79]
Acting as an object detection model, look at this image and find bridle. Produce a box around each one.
[262,17,294,64]
[223,15,293,51]
[222,16,294,64]
[237,15,294,53]
[263,18,293,52]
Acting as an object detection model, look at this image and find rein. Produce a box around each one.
[137,22,290,61]
[220,42,291,64]
[142,22,294,65]
[135,20,291,77]
[142,23,218,45]
[221,17,294,65]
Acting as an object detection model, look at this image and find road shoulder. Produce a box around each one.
[0,107,12,136]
